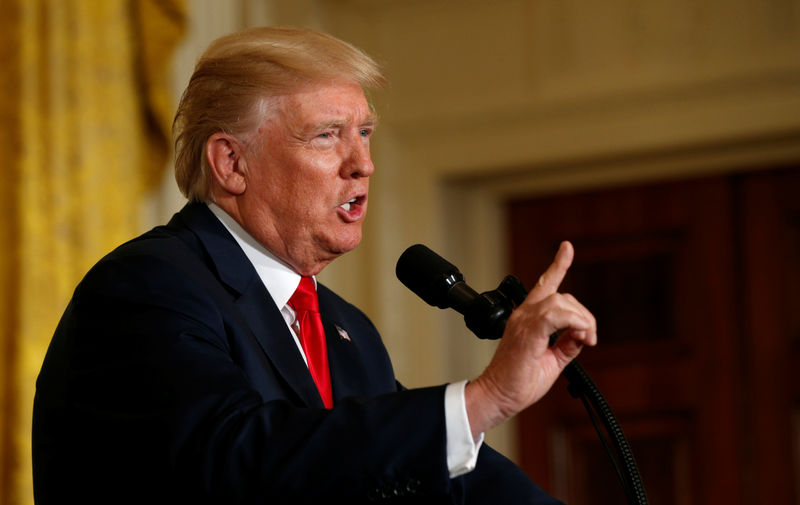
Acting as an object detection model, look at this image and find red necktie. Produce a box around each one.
[288,277,333,409]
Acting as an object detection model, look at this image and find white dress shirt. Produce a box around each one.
[208,203,483,477]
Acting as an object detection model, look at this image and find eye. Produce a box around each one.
[359,128,372,138]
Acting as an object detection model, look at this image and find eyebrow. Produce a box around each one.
[312,113,379,131]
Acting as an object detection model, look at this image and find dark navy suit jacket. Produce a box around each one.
[32,202,562,504]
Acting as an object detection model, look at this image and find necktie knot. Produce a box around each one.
[289,276,319,313]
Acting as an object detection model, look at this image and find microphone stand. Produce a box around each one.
[471,275,650,505]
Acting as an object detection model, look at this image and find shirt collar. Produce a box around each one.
[207,202,313,310]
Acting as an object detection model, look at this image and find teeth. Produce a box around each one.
[340,197,357,212]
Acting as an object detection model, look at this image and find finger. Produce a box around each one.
[545,311,593,357]
[527,241,574,304]
[550,329,588,365]
[511,297,593,342]
[561,293,597,335]
[538,293,597,344]
[547,295,598,348]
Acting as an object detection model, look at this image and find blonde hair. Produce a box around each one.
[173,26,386,202]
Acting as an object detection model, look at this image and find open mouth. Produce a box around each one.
[339,197,358,212]
[336,195,367,222]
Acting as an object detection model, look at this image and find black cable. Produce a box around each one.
[577,391,628,497]
[564,362,649,505]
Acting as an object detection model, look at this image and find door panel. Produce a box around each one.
[508,176,745,504]
[739,169,800,504]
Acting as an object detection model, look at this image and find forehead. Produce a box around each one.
[275,81,376,126]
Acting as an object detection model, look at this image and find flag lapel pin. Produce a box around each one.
[335,325,351,342]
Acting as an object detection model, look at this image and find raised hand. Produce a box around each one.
[464,241,597,438]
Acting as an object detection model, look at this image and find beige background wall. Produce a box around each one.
[150,0,800,460]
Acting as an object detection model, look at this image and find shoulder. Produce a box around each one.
[80,226,202,296]
[69,225,230,337]
[78,202,237,304]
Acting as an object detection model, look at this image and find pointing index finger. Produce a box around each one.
[527,241,574,303]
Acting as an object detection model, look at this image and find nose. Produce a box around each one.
[340,135,374,179]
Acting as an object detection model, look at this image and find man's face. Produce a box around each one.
[237,81,377,275]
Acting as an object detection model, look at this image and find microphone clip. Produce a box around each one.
[463,275,528,340]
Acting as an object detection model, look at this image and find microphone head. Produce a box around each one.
[396,244,463,309]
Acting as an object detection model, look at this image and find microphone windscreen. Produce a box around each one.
[396,244,462,308]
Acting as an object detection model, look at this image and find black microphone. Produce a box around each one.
[396,244,525,339]
[395,244,479,311]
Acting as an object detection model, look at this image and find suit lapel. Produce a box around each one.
[317,290,374,402]
[169,203,324,408]
[234,282,325,408]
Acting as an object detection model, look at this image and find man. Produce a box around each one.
[33,27,596,504]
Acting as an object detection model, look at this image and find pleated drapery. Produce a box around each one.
[0,2,185,503]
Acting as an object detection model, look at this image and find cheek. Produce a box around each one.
[256,153,340,218]
[267,169,309,203]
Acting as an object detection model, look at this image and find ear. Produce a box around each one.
[206,133,247,195]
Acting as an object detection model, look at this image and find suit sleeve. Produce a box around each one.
[455,446,565,505]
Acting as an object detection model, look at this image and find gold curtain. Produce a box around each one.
[0,1,186,504]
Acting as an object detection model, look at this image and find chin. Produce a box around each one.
[335,237,362,255]
[313,224,363,261]
[330,232,362,256]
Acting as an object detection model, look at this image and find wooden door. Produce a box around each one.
[739,169,800,504]
[506,170,799,504]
